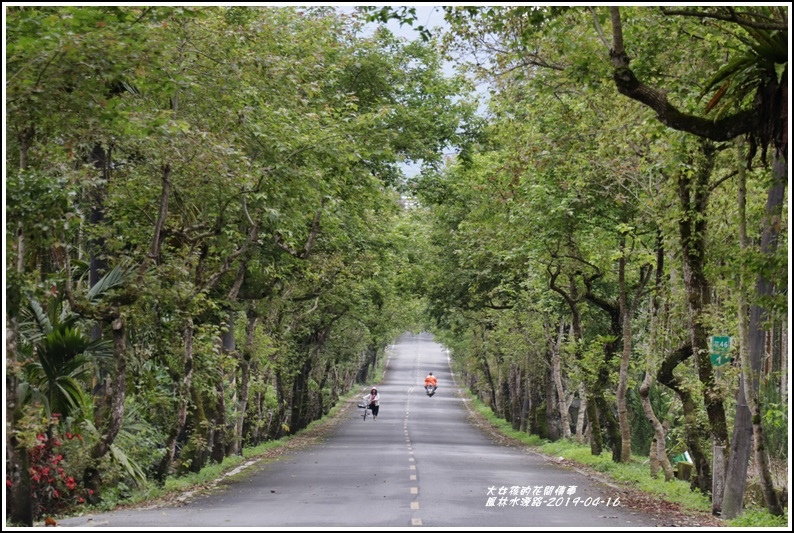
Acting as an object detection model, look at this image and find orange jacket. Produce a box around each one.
[424,375,437,387]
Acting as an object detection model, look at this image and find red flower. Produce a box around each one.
[6,479,11,487]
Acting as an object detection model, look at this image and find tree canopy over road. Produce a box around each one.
[5,5,789,526]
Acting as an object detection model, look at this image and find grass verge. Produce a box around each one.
[54,385,364,520]
[466,395,789,528]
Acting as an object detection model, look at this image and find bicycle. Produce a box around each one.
[358,400,371,420]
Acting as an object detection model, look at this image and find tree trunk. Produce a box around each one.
[781,328,788,407]
[722,140,755,518]
[734,157,783,516]
[722,374,754,518]
[7,130,33,525]
[675,140,728,501]
[586,399,602,455]
[549,320,571,439]
[499,374,512,425]
[657,345,711,494]
[218,310,236,460]
[548,270,598,453]
[519,377,530,434]
[641,228,674,480]
[639,371,674,480]
[479,347,497,411]
[231,312,256,455]
[210,380,227,464]
[616,236,632,462]
[182,385,210,474]
[724,142,786,519]
[582,274,627,463]
[510,364,522,431]
[581,287,624,461]
[290,354,313,433]
[87,143,110,348]
[7,315,33,526]
[85,317,127,500]
[316,359,333,417]
[274,368,289,439]
[229,355,251,455]
[519,349,530,433]
[593,372,622,462]
[156,318,195,482]
[575,382,587,444]
[545,357,560,441]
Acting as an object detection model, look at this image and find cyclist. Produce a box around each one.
[424,372,438,396]
[363,387,380,420]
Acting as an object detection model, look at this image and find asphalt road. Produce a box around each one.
[56,332,667,528]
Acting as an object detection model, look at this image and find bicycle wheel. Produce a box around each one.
[362,406,368,420]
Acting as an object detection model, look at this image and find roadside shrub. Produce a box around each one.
[726,508,788,527]
[27,430,92,519]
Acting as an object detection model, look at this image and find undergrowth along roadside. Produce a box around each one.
[464,394,788,528]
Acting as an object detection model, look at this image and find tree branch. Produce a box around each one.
[710,169,739,192]
[589,7,611,51]
[609,7,759,142]
[198,222,258,295]
[659,7,788,31]
[274,206,323,260]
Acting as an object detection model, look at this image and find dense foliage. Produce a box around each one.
[5,6,474,523]
[5,4,788,525]
[366,3,788,521]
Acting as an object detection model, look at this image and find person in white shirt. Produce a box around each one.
[363,387,380,420]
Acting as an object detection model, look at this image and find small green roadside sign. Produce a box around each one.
[711,336,731,367]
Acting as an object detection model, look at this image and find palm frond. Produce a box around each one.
[70,258,90,286]
[52,376,92,419]
[110,444,148,488]
[41,327,92,366]
[86,265,127,301]
[85,337,115,361]
[86,260,136,302]
[18,381,51,414]
[79,408,155,488]
[700,53,756,97]
[26,297,53,336]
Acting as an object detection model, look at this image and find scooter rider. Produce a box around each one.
[424,372,438,396]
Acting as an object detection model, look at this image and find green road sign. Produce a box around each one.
[711,336,731,366]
